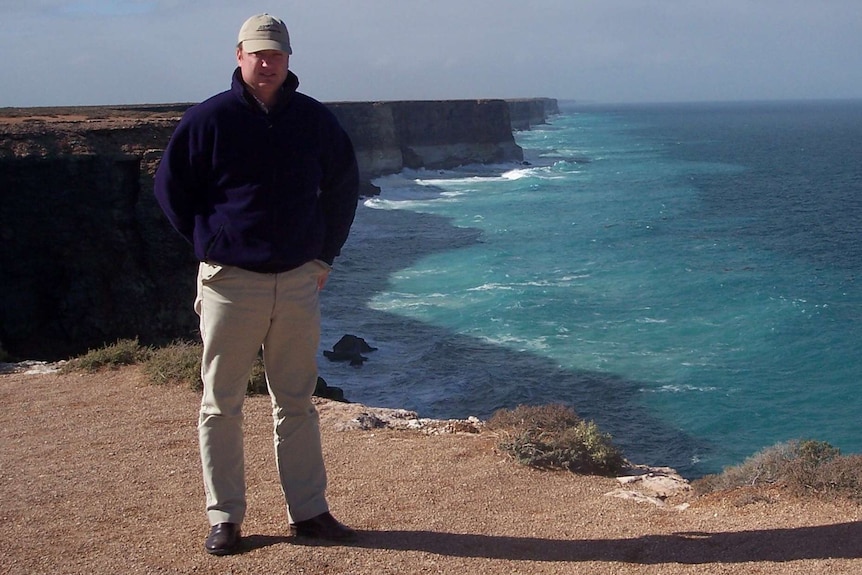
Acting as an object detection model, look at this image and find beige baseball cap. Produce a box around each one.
[238,13,292,54]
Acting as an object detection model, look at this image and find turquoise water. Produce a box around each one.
[320,100,862,477]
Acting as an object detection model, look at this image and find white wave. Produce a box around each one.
[641,384,718,394]
[363,197,439,211]
[477,333,551,352]
[416,175,487,186]
[369,290,475,313]
[467,283,515,292]
[504,166,570,181]
[501,168,531,180]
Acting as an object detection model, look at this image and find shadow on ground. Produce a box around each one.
[283,522,862,564]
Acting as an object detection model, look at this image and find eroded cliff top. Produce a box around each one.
[0,103,190,129]
[0,104,192,157]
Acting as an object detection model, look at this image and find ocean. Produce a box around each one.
[319,99,862,478]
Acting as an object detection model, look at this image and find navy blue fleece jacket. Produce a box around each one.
[154,68,359,272]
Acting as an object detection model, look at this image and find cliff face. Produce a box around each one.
[0,98,556,360]
[507,98,560,130]
[1,114,185,360]
[330,99,524,174]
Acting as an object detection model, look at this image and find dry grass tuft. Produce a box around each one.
[694,440,862,502]
[63,339,267,394]
[61,338,152,373]
[487,403,626,476]
[142,339,203,389]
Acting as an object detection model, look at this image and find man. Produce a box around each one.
[154,13,359,556]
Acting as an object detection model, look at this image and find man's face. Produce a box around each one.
[236,46,289,99]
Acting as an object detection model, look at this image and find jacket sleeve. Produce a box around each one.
[153,119,202,246]
[317,120,360,265]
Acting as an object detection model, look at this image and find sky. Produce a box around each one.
[2,0,862,107]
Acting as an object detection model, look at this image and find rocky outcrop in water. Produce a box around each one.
[0,98,557,360]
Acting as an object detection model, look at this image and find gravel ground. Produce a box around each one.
[2,366,861,574]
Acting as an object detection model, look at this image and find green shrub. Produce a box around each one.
[693,439,862,501]
[60,339,268,395]
[140,341,267,394]
[692,441,797,494]
[142,340,203,390]
[487,403,626,476]
[808,454,862,500]
[61,338,151,373]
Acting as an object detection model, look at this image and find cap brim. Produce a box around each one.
[242,39,292,54]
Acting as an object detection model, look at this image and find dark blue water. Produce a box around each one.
[319,100,862,478]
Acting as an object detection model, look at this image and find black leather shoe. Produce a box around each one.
[205,522,241,555]
[290,512,356,541]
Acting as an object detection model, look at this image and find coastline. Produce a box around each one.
[319,201,713,478]
[0,99,705,475]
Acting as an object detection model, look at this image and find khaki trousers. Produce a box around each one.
[194,261,331,526]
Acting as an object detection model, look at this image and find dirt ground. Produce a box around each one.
[2,365,861,575]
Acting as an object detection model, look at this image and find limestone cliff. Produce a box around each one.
[329,100,525,182]
[507,98,560,130]
[0,98,556,359]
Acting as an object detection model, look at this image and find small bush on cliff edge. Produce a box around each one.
[143,341,268,394]
[62,339,267,394]
[487,403,626,476]
[693,439,862,502]
[143,340,204,390]
[61,338,152,373]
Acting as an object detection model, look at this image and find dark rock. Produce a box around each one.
[323,334,377,366]
[314,376,348,402]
